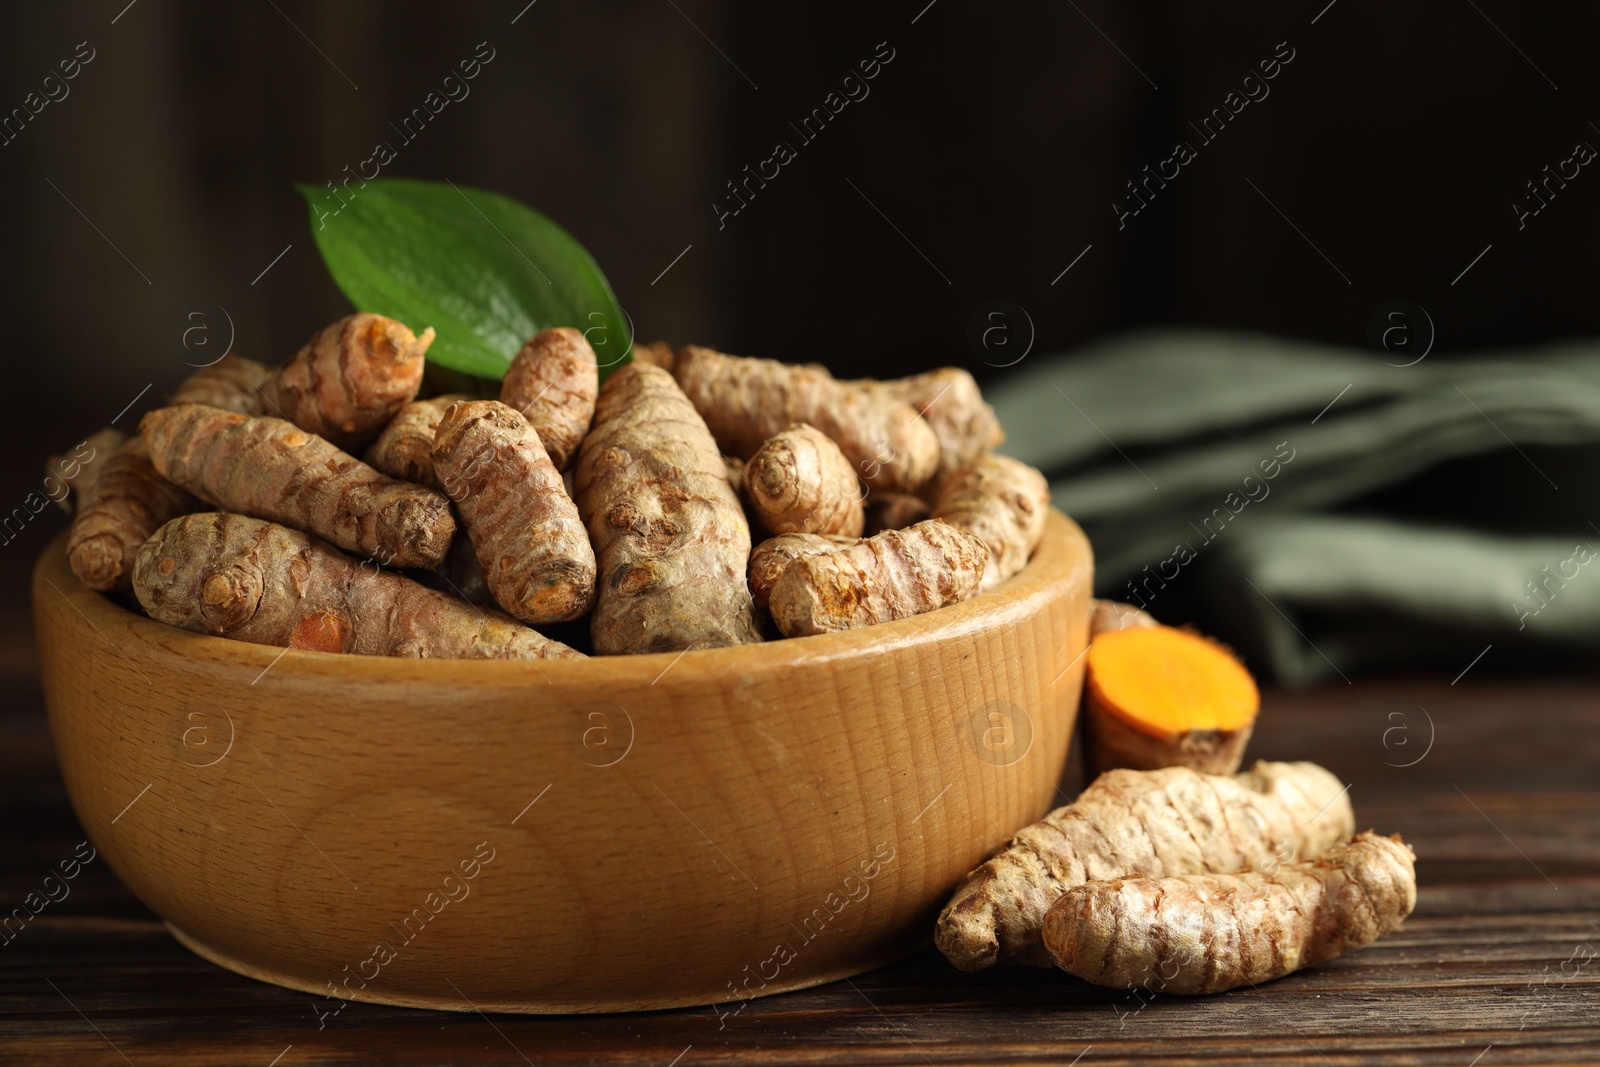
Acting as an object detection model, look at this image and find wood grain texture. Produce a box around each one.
[28,511,1093,1014]
[2,659,1598,1063]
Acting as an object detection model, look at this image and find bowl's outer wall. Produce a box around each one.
[34,511,1092,1013]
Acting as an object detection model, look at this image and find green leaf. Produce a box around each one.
[298,178,631,380]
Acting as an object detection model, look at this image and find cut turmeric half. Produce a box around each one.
[1082,624,1260,777]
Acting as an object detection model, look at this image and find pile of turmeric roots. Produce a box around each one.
[933,606,1418,995]
[936,757,1417,995]
[54,313,1050,660]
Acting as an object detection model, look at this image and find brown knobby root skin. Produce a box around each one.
[133,513,581,659]
[743,423,865,537]
[863,492,931,535]
[866,367,1003,485]
[747,532,860,613]
[47,427,127,515]
[933,454,1050,590]
[672,345,939,494]
[934,760,1356,972]
[432,400,596,625]
[263,313,432,449]
[140,404,455,570]
[170,354,274,415]
[1090,599,1158,637]
[767,519,988,637]
[66,438,196,592]
[1042,832,1417,994]
[499,327,599,470]
[575,363,763,655]
[631,340,676,372]
[363,394,469,489]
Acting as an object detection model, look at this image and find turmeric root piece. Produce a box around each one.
[933,454,1050,590]
[432,400,596,625]
[134,513,581,659]
[363,394,469,489]
[747,532,860,613]
[1083,625,1260,777]
[743,423,865,538]
[499,327,599,470]
[767,519,988,637]
[574,363,763,654]
[47,427,127,514]
[140,404,455,570]
[935,760,1355,972]
[1043,832,1416,994]
[1090,599,1158,638]
[672,346,939,494]
[170,355,274,415]
[67,438,196,592]
[632,340,676,372]
[867,367,1003,484]
[862,492,931,535]
[263,313,433,449]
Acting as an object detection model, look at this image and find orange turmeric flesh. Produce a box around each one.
[1086,625,1258,737]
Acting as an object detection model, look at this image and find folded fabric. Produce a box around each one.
[988,330,1600,683]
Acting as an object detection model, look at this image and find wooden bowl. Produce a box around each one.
[33,510,1091,1013]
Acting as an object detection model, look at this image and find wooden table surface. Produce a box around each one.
[3,637,1597,1065]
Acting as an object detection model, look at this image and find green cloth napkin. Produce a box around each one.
[987,331,1600,684]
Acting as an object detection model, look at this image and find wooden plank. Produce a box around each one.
[1,676,1596,1065]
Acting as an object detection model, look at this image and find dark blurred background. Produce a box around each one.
[3,1,1598,672]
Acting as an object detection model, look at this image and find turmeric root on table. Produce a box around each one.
[140,404,455,569]
[134,513,581,659]
[363,394,469,489]
[743,423,865,538]
[767,519,988,637]
[67,437,196,592]
[1082,624,1260,777]
[935,761,1355,971]
[933,454,1050,590]
[672,345,940,494]
[574,363,763,654]
[865,367,1003,485]
[499,327,598,470]
[432,400,596,625]
[747,532,860,613]
[1043,832,1416,993]
[263,313,432,449]
[170,354,274,415]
